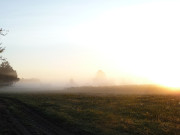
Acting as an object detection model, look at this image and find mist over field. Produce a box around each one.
[1,79,179,96]
[1,1,180,135]
[0,69,179,96]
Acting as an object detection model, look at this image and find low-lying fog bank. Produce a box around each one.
[0,81,63,93]
[60,85,180,95]
[0,82,179,95]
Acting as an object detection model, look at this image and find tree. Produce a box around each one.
[0,28,5,54]
[0,28,8,36]
[0,28,19,86]
[0,60,19,86]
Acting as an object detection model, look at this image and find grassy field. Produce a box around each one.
[2,92,179,135]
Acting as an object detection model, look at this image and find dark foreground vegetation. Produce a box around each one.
[0,92,179,135]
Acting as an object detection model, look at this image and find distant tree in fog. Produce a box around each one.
[93,70,107,86]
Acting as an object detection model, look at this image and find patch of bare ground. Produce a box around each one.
[0,98,73,135]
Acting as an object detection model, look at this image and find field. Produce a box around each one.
[0,89,179,135]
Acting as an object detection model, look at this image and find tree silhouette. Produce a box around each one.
[0,28,19,86]
[0,60,19,86]
[0,28,5,54]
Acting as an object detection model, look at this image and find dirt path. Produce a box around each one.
[0,97,73,135]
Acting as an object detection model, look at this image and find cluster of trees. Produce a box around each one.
[0,28,19,86]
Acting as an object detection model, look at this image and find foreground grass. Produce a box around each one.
[3,93,180,135]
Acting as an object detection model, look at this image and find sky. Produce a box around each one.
[1,0,180,87]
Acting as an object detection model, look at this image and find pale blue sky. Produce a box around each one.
[1,0,180,86]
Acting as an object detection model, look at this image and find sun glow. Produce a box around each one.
[65,1,180,88]
[2,0,180,88]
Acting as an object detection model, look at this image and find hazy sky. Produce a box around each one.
[1,0,180,86]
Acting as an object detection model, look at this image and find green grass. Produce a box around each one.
[4,93,180,135]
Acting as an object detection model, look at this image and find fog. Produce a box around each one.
[1,1,180,91]
[1,77,179,95]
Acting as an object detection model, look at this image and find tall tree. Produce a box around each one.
[0,28,19,86]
